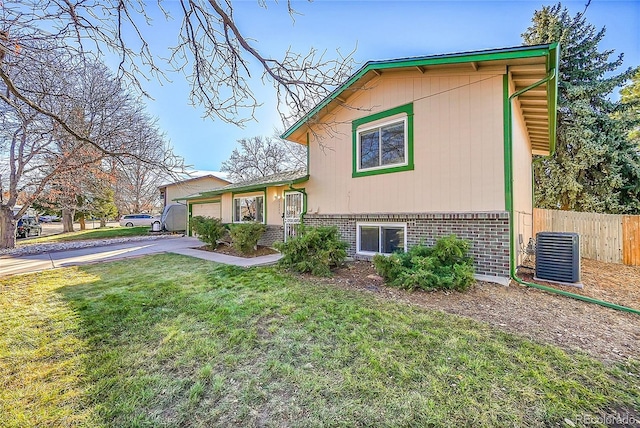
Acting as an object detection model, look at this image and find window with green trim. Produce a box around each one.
[233,196,264,223]
[352,103,414,177]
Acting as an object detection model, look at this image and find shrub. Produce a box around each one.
[373,235,475,292]
[229,222,267,255]
[274,225,348,276]
[190,216,227,247]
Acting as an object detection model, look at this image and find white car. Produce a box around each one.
[38,215,60,223]
[119,213,161,228]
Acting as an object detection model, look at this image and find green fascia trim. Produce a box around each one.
[282,43,557,140]
[352,103,414,178]
[199,175,310,199]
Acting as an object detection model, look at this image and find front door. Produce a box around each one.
[284,191,303,241]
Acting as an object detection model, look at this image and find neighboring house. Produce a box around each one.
[159,174,231,209]
[277,43,559,285]
[183,170,308,246]
[159,174,230,232]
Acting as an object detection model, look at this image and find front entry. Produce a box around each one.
[284,191,303,241]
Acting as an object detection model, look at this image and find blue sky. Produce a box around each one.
[136,0,640,173]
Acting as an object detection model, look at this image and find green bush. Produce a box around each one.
[190,216,227,247]
[274,225,348,276]
[229,222,267,255]
[373,235,475,292]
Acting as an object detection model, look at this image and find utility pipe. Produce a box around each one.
[505,64,640,316]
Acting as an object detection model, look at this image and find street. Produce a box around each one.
[1,236,202,277]
[21,221,121,239]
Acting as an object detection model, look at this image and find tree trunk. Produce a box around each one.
[62,208,75,233]
[100,217,107,228]
[0,206,18,249]
[78,213,86,230]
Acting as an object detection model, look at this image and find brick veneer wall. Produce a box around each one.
[303,212,510,279]
[258,225,284,247]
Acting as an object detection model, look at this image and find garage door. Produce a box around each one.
[192,202,221,219]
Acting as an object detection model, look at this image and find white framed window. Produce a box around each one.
[356,222,407,256]
[233,195,264,223]
[356,116,408,173]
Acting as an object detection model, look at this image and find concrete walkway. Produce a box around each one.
[171,248,282,268]
[0,237,282,277]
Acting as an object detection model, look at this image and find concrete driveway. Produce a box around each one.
[0,237,202,277]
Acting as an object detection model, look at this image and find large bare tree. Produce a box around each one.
[0,43,181,248]
[0,0,354,248]
[112,121,170,215]
[221,135,306,182]
[0,0,354,127]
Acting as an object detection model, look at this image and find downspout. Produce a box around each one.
[505,65,640,316]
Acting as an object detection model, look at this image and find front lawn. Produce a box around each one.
[20,226,152,245]
[0,254,638,427]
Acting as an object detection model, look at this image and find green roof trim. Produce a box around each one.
[182,172,309,201]
[282,43,558,140]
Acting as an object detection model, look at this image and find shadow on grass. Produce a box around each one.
[4,253,634,427]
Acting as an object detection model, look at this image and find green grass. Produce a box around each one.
[21,226,151,245]
[1,254,638,427]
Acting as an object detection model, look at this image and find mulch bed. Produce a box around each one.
[303,260,640,364]
[196,243,279,258]
[519,258,640,311]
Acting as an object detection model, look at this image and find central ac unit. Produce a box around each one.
[535,232,581,286]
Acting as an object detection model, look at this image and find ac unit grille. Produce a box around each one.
[535,232,580,284]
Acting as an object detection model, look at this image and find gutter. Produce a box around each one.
[504,49,640,316]
[193,175,309,200]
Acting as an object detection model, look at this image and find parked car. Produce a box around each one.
[38,215,60,223]
[119,213,161,228]
[16,217,42,239]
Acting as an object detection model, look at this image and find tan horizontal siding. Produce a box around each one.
[305,73,505,215]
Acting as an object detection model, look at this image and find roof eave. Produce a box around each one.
[282,43,558,141]
[186,175,310,200]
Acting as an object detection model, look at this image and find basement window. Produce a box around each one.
[356,223,406,256]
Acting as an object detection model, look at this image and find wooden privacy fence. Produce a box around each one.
[533,208,640,265]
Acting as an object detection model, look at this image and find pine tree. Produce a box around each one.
[620,69,640,145]
[618,70,640,209]
[522,3,640,213]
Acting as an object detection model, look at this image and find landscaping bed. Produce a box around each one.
[519,258,640,311]
[305,259,640,364]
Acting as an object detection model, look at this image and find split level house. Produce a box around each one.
[184,43,560,285]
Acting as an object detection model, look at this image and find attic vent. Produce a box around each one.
[535,232,581,285]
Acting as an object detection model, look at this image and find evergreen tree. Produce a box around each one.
[620,69,640,145]
[522,3,640,213]
[618,70,640,208]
